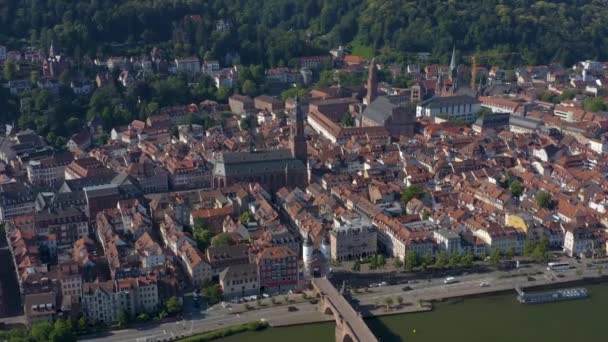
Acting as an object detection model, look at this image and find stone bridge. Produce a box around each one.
[311,277,378,342]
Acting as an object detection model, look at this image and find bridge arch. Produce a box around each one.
[312,277,378,342]
[343,334,354,342]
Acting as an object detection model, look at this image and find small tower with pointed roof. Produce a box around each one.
[302,233,313,273]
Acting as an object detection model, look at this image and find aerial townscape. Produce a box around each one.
[1,1,608,342]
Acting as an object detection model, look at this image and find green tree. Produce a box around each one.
[137,313,150,322]
[31,321,53,341]
[510,180,524,197]
[339,113,355,127]
[584,97,607,112]
[401,184,425,205]
[240,116,251,130]
[392,257,404,268]
[200,281,223,306]
[476,107,493,118]
[242,80,257,97]
[3,60,18,81]
[50,319,76,342]
[352,260,361,272]
[536,191,552,209]
[559,89,577,101]
[421,210,431,220]
[117,309,128,328]
[405,251,419,272]
[166,296,182,315]
[532,239,550,262]
[448,253,461,268]
[523,241,536,257]
[77,317,88,333]
[216,86,231,102]
[506,246,516,260]
[280,87,307,101]
[193,218,213,251]
[434,252,447,268]
[384,297,394,310]
[490,249,502,266]
[211,233,235,247]
[461,251,474,267]
[239,211,253,224]
[376,254,386,268]
[422,252,434,267]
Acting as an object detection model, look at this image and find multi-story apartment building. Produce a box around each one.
[34,208,89,252]
[219,263,259,299]
[432,229,462,256]
[179,243,212,287]
[473,226,526,255]
[134,232,166,271]
[26,152,73,186]
[125,161,169,193]
[165,157,210,190]
[0,183,36,222]
[256,246,299,294]
[81,276,158,324]
[330,214,377,261]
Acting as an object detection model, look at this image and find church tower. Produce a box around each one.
[365,57,378,105]
[290,96,307,164]
[449,46,458,90]
[49,40,56,58]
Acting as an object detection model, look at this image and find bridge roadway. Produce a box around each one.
[312,277,378,342]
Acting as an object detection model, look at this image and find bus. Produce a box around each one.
[547,262,570,271]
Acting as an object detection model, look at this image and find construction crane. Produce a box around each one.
[470,51,518,91]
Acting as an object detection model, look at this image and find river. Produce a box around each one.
[217,283,608,342]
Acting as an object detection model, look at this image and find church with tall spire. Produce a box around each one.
[360,58,416,137]
[290,96,307,164]
[212,96,308,190]
[436,46,459,97]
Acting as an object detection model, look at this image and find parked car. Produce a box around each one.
[287,306,299,312]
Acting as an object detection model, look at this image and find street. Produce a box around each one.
[82,300,327,342]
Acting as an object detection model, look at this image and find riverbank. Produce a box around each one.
[177,321,268,342]
[216,282,608,342]
[265,268,608,328]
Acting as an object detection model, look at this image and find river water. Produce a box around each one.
[218,283,608,342]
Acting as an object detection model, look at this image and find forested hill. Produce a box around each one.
[1,0,608,66]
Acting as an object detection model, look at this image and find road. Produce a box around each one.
[82,301,327,342]
[350,260,603,307]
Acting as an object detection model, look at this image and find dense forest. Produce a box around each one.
[2,0,608,145]
[1,0,608,66]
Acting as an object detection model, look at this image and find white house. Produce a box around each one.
[416,95,481,121]
[175,57,200,74]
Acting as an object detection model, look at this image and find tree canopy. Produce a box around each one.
[401,184,425,205]
[536,191,552,209]
[2,0,607,68]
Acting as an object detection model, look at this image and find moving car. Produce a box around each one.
[444,277,457,284]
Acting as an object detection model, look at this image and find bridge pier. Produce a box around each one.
[312,277,377,342]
